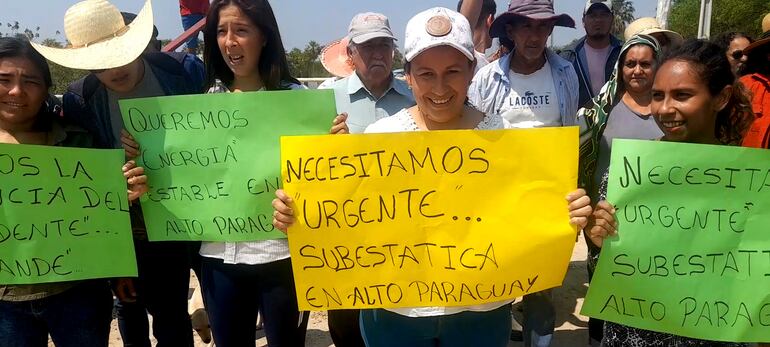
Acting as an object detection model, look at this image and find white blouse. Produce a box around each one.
[199,81,305,265]
[364,108,514,318]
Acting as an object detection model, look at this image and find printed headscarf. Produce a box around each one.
[576,34,661,195]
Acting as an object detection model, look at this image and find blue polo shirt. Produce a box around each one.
[325,72,415,134]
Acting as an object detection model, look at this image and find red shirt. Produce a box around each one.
[740,73,770,148]
[180,0,210,16]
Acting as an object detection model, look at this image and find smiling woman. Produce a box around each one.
[0,36,148,347]
[0,46,50,139]
[588,40,757,347]
[270,6,593,347]
[651,41,754,146]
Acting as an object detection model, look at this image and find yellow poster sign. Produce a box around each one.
[281,127,578,310]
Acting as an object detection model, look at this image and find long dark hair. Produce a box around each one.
[660,39,754,145]
[711,31,752,52]
[203,0,299,90]
[0,37,57,130]
[711,32,753,76]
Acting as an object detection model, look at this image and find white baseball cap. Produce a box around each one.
[404,7,475,63]
[583,0,613,15]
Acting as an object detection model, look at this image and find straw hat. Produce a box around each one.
[624,17,683,46]
[320,38,354,78]
[31,0,154,70]
[743,13,770,54]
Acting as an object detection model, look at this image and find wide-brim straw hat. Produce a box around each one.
[744,13,770,54]
[320,38,354,78]
[31,0,154,70]
[624,17,683,46]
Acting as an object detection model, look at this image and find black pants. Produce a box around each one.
[328,309,365,347]
[586,234,604,344]
[116,240,200,347]
[200,257,309,347]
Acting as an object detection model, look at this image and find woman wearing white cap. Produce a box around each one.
[272,7,592,347]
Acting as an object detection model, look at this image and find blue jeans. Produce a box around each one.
[116,240,197,347]
[181,14,205,49]
[0,281,112,347]
[360,304,512,347]
[200,257,309,347]
[522,290,555,347]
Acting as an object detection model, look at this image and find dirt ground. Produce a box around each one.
[85,238,592,347]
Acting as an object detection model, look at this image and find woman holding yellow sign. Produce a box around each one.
[273,7,592,347]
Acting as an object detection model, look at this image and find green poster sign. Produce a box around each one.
[120,90,335,242]
[0,144,136,285]
[582,140,770,342]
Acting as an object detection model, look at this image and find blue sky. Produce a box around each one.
[1,0,656,49]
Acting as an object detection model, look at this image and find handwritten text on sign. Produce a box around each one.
[581,140,770,342]
[119,90,334,242]
[281,127,578,310]
[0,144,136,285]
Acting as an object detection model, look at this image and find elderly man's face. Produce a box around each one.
[506,18,555,62]
[348,38,394,85]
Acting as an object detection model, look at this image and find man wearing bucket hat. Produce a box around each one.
[468,1,578,346]
[32,1,206,346]
[559,0,622,109]
[740,13,770,149]
[326,13,415,136]
[469,0,578,130]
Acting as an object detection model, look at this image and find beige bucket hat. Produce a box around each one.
[31,0,154,70]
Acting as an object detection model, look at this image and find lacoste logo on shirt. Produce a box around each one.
[507,91,552,108]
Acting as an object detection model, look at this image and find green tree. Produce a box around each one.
[0,21,42,40]
[668,0,770,39]
[553,38,581,53]
[0,21,82,94]
[0,21,20,37]
[42,37,87,94]
[392,48,405,70]
[286,40,331,78]
[286,47,307,77]
[611,0,636,39]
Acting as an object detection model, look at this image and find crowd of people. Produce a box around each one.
[0,0,768,346]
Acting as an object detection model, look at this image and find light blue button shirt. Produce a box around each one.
[325,72,415,134]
